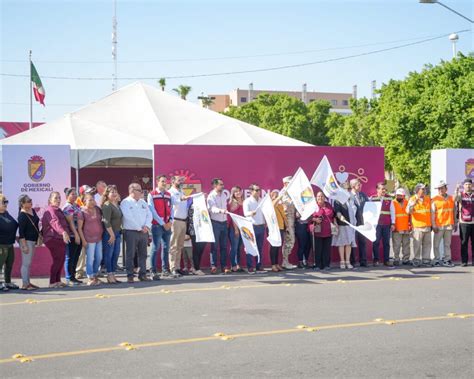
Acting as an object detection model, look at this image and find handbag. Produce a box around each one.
[25,212,43,246]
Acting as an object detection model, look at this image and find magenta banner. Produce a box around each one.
[153,145,385,268]
[154,145,385,198]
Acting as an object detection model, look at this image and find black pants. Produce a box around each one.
[351,230,367,265]
[0,245,14,283]
[66,238,82,280]
[191,235,207,270]
[295,222,310,262]
[460,223,474,264]
[315,236,332,269]
[269,230,285,265]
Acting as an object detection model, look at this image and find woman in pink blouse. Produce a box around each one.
[78,193,104,286]
[41,191,71,288]
[309,192,335,270]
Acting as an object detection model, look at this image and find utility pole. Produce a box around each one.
[111,0,118,91]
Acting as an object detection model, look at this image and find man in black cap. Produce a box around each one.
[455,178,473,266]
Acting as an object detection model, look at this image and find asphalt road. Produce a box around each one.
[1,266,473,378]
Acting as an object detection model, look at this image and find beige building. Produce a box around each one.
[204,87,353,114]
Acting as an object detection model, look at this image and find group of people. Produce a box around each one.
[0,175,472,291]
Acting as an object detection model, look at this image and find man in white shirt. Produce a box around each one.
[243,183,266,273]
[94,180,107,207]
[169,176,191,277]
[120,183,153,283]
[207,178,230,274]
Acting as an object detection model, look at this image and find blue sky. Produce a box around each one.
[0,0,472,123]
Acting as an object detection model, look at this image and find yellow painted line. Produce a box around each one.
[0,283,288,307]
[0,313,472,365]
[0,275,445,308]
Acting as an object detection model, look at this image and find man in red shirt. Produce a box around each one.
[147,175,173,279]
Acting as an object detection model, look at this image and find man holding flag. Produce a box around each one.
[243,184,266,273]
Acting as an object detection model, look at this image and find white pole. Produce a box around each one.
[29,50,32,130]
[112,0,118,91]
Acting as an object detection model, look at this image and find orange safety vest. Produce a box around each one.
[432,195,455,226]
[392,199,410,232]
[409,195,431,228]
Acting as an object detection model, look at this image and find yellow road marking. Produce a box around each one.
[0,313,471,364]
[0,275,445,307]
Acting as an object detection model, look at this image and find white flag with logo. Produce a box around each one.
[228,212,259,257]
[191,193,215,243]
[259,194,282,247]
[286,167,318,220]
[341,201,381,242]
[311,155,350,204]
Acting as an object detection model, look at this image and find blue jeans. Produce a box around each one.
[64,237,82,280]
[373,224,391,263]
[151,224,171,272]
[210,221,228,269]
[295,222,310,262]
[246,225,265,270]
[86,241,103,278]
[102,230,121,273]
[229,227,243,267]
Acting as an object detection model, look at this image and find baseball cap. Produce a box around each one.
[282,176,292,183]
[395,188,405,196]
[414,183,426,192]
[434,180,448,189]
[79,185,94,195]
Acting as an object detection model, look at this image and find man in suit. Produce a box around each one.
[349,179,369,267]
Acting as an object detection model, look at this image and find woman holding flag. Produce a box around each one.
[332,184,357,269]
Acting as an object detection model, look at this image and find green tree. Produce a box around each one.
[377,54,474,188]
[173,85,192,100]
[225,94,332,145]
[327,54,473,189]
[201,97,214,108]
[158,78,166,91]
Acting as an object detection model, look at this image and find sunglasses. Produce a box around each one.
[2,200,8,205]
[133,189,143,193]
[253,188,261,192]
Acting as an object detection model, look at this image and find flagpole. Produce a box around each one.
[29,50,32,130]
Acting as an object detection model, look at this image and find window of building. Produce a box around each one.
[240,97,247,103]
[210,97,216,100]
[331,100,338,106]
[342,100,348,106]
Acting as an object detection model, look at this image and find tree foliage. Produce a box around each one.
[225,93,332,145]
[224,54,473,189]
[328,54,473,189]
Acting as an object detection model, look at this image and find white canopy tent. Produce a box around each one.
[1,82,310,170]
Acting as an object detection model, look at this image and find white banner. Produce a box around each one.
[286,167,318,220]
[342,201,381,242]
[311,155,350,204]
[1,145,71,220]
[191,193,215,243]
[228,212,259,257]
[259,193,282,247]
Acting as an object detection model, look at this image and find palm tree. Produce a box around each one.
[201,97,214,109]
[158,78,166,91]
[173,85,192,100]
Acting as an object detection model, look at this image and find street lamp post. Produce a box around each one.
[419,0,473,23]
[449,33,459,58]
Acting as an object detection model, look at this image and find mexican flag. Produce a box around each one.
[31,62,45,106]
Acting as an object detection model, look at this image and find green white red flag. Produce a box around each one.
[31,62,45,106]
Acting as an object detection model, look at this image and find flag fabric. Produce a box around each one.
[190,193,215,243]
[311,155,350,204]
[259,193,281,247]
[31,62,45,106]
[228,212,259,257]
[286,167,318,220]
[341,201,381,242]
